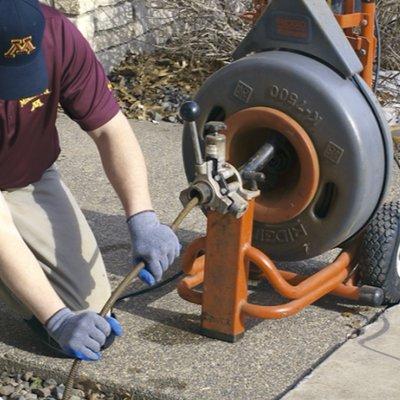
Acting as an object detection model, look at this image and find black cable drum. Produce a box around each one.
[182,50,392,262]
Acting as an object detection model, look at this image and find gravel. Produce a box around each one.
[0,372,113,400]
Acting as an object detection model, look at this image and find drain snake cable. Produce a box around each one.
[62,196,200,400]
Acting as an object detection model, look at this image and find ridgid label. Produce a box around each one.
[254,221,308,244]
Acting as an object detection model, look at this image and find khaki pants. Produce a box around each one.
[0,165,111,319]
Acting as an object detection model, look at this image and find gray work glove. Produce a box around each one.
[127,210,181,286]
[46,308,122,361]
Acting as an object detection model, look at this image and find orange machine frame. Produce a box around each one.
[242,0,377,86]
[178,200,361,341]
[177,0,374,342]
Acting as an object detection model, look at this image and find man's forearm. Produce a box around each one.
[89,111,153,217]
[0,194,65,324]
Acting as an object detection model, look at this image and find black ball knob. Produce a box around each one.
[180,101,201,122]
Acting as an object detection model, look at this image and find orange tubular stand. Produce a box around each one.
[177,200,360,342]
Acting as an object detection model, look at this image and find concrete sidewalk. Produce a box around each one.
[0,114,399,400]
[283,306,400,400]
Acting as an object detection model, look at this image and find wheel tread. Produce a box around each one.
[358,201,400,304]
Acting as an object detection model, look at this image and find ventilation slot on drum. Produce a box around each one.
[207,106,226,122]
[314,182,337,219]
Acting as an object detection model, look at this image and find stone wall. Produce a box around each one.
[40,0,136,73]
[41,0,249,73]
[41,0,189,73]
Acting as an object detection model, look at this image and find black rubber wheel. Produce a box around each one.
[358,201,400,305]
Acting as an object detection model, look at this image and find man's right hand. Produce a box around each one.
[45,308,122,361]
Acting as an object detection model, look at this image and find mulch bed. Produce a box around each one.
[109,51,224,123]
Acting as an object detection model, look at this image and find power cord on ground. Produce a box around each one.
[115,270,184,303]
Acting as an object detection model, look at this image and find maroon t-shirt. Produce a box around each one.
[0,4,121,189]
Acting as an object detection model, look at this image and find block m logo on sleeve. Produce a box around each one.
[4,36,36,59]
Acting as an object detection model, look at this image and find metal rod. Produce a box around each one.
[240,140,276,175]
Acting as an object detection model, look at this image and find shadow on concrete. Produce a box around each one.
[85,209,209,345]
[84,209,377,337]
[358,312,400,363]
[0,208,380,354]
[0,307,66,358]
[82,209,201,275]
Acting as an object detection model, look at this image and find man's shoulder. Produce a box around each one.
[40,3,80,40]
[40,3,67,22]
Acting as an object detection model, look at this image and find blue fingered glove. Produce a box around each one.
[127,210,181,286]
[45,308,122,361]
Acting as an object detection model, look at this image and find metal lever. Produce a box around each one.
[180,101,203,166]
[241,171,266,191]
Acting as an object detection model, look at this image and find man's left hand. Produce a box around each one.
[127,210,180,286]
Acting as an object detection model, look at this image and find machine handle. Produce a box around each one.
[180,101,204,166]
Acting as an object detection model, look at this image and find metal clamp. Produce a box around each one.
[179,102,259,218]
